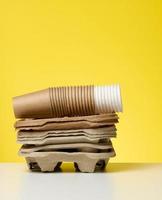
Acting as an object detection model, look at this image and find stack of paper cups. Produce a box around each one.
[13,84,122,118]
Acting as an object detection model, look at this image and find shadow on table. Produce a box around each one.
[23,163,155,173]
[106,163,154,173]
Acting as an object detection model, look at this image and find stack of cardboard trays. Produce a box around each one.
[13,85,122,172]
[15,114,118,172]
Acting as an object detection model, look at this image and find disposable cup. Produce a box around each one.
[13,89,53,119]
[94,84,122,114]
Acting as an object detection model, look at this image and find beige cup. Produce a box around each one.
[13,89,53,119]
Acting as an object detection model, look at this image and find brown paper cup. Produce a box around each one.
[13,85,122,119]
[13,86,96,118]
[13,88,53,119]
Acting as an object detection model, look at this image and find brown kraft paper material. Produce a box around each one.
[15,113,118,131]
[19,140,113,154]
[13,86,96,118]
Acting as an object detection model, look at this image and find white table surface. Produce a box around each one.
[0,163,161,200]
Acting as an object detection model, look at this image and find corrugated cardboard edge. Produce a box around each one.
[15,113,118,128]
[19,140,113,153]
[17,136,108,145]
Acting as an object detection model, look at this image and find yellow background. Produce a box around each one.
[0,0,162,162]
